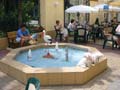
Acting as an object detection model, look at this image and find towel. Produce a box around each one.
[29,40,37,45]
[92,51,104,64]
[77,57,92,68]
[77,51,104,68]
[84,52,104,64]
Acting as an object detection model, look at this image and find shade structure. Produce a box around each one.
[94,4,120,12]
[65,5,98,13]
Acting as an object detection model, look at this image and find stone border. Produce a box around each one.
[0,43,107,86]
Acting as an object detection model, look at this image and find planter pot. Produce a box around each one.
[0,37,8,50]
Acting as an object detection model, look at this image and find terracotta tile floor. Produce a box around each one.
[0,43,120,90]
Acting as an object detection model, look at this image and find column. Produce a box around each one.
[40,0,64,31]
[83,0,90,23]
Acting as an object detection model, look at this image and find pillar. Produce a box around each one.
[40,0,64,31]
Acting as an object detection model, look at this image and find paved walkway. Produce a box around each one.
[0,50,9,59]
[0,44,120,90]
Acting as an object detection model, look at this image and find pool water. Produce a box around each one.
[16,47,87,68]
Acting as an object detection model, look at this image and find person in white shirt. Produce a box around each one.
[113,24,120,46]
[67,19,76,31]
[116,25,120,33]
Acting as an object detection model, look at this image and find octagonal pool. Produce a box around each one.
[0,43,107,86]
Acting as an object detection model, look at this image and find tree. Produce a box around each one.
[0,0,18,32]
[18,0,35,26]
[0,0,36,32]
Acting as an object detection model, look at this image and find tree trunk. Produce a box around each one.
[18,0,22,26]
[38,0,40,24]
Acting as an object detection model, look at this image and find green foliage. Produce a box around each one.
[0,31,6,38]
[0,4,4,18]
[0,0,35,34]
[22,0,35,23]
[0,0,18,32]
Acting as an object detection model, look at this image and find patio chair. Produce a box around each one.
[103,32,117,49]
[87,25,98,43]
[68,28,74,37]
[25,77,40,90]
[77,28,87,43]
[111,24,118,35]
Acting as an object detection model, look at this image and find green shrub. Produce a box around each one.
[0,31,6,38]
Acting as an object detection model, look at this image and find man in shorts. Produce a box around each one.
[16,24,38,46]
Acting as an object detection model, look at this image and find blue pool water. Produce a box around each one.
[16,47,87,68]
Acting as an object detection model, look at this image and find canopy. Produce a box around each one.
[65,5,98,13]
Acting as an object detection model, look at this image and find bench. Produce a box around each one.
[7,31,43,48]
[7,31,20,48]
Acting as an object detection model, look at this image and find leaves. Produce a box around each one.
[22,0,35,23]
[0,0,36,33]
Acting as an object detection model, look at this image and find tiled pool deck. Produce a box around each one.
[0,44,120,90]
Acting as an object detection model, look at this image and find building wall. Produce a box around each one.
[90,0,119,24]
[40,0,118,29]
[40,0,46,29]
[40,0,64,31]
[90,1,98,24]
